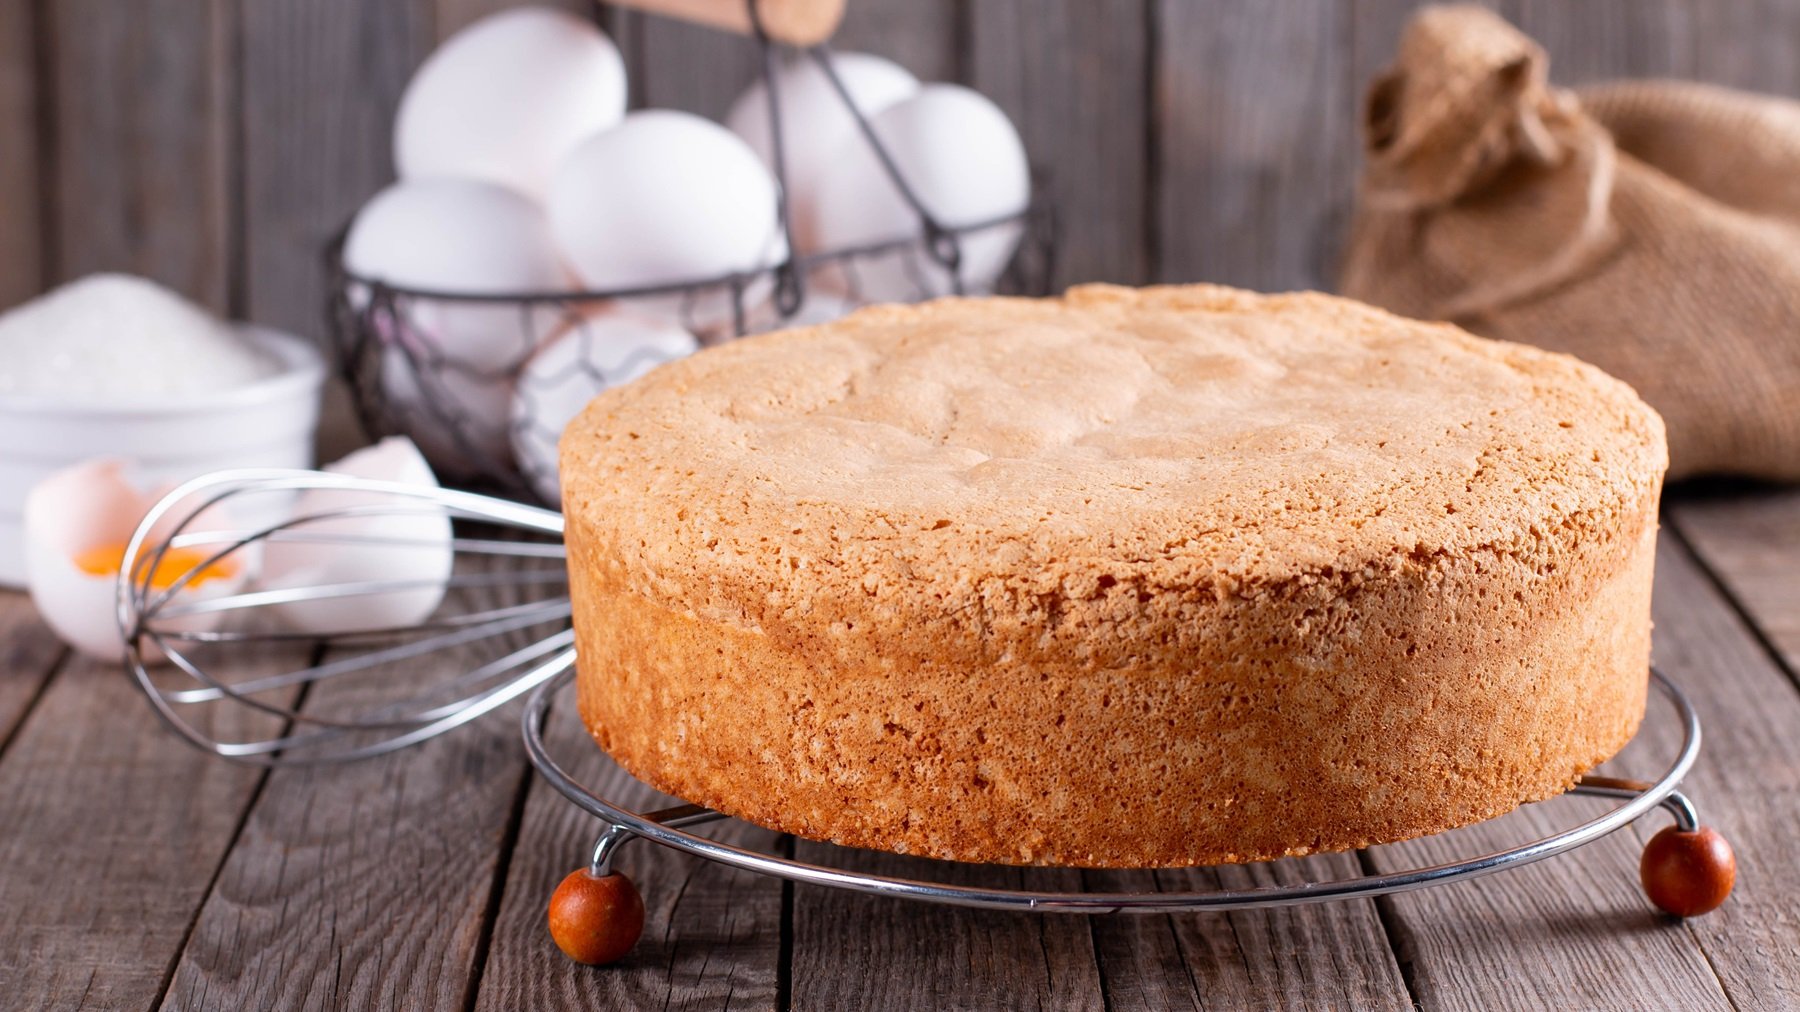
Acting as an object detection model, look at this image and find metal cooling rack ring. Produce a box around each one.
[525,664,1735,963]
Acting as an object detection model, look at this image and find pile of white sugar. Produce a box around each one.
[0,274,280,399]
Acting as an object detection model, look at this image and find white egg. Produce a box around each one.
[810,84,1030,302]
[24,460,247,661]
[258,437,454,635]
[345,179,566,293]
[344,178,571,475]
[547,110,786,328]
[726,52,919,251]
[394,6,626,200]
[511,310,699,504]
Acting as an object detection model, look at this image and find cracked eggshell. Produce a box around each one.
[24,459,246,661]
[258,437,454,635]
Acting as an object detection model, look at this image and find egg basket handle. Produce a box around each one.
[606,0,845,46]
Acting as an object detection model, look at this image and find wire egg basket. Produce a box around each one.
[328,36,1057,503]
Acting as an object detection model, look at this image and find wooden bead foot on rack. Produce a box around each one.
[1640,825,1736,918]
[547,868,645,965]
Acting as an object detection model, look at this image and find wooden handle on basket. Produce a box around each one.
[610,0,846,46]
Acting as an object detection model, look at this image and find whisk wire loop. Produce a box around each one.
[120,469,572,766]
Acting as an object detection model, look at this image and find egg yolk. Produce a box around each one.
[74,542,237,590]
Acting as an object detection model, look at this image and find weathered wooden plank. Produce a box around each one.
[621,0,957,125]
[1085,857,1412,1010]
[1651,511,1800,1010]
[1365,777,1730,1008]
[789,844,1103,1011]
[0,639,298,1011]
[43,0,233,309]
[624,11,761,120]
[1507,0,1693,84]
[434,0,587,42]
[0,594,65,755]
[1174,857,1410,1008]
[1670,488,1800,674]
[240,0,428,336]
[158,713,522,1010]
[1079,872,1206,1011]
[1154,0,1352,292]
[1671,1,1800,98]
[160,567,547,1011]
[0,0,42,309]
[473,691,783,1011]
[239,0,433,457]
[969,0,1153,288]
[832,0,959,83]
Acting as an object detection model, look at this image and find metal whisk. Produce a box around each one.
[119,469,575,765]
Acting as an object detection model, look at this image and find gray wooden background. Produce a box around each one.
[3,0,1796,422]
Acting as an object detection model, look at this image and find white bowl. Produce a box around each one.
[0,326,326,587]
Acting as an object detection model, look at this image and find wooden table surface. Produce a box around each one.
[1,485,1797,1011]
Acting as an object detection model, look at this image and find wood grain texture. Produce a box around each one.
[1509,0,1694,84]
[159,571,545,1011]
[969,0,1153,288]
[618,1,956,129]
[1674,0,1800,98]
[43,0,233,309]
[1079,874,1206,1012]
[831,0,957,81]
[1154,0,1352,292]
[1670,488,1800,674]
[0,593,64,756]
[0,637,297,1011]
[1365,771,1731,1009]
[473,692,783,1011]
[159,723,523,1010]
[238,0,432,458]
[622,10,761,120]
[1649,519,1800,1010]
[0,0,42,308]
[1086,856,1411,1010]
[435,0,591,42]
[788,844,1102,1011]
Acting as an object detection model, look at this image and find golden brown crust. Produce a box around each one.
[561,283,1668,867]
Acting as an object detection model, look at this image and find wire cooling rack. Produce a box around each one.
[524,664,1711,913]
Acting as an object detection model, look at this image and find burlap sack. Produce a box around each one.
[1339,4,1800,480]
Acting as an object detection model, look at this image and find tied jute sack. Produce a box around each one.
[1340,4,1800,480]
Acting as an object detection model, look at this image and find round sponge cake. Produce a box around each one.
[560,284,1668,867]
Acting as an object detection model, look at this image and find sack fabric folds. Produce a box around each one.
[1340,4,1800,481]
